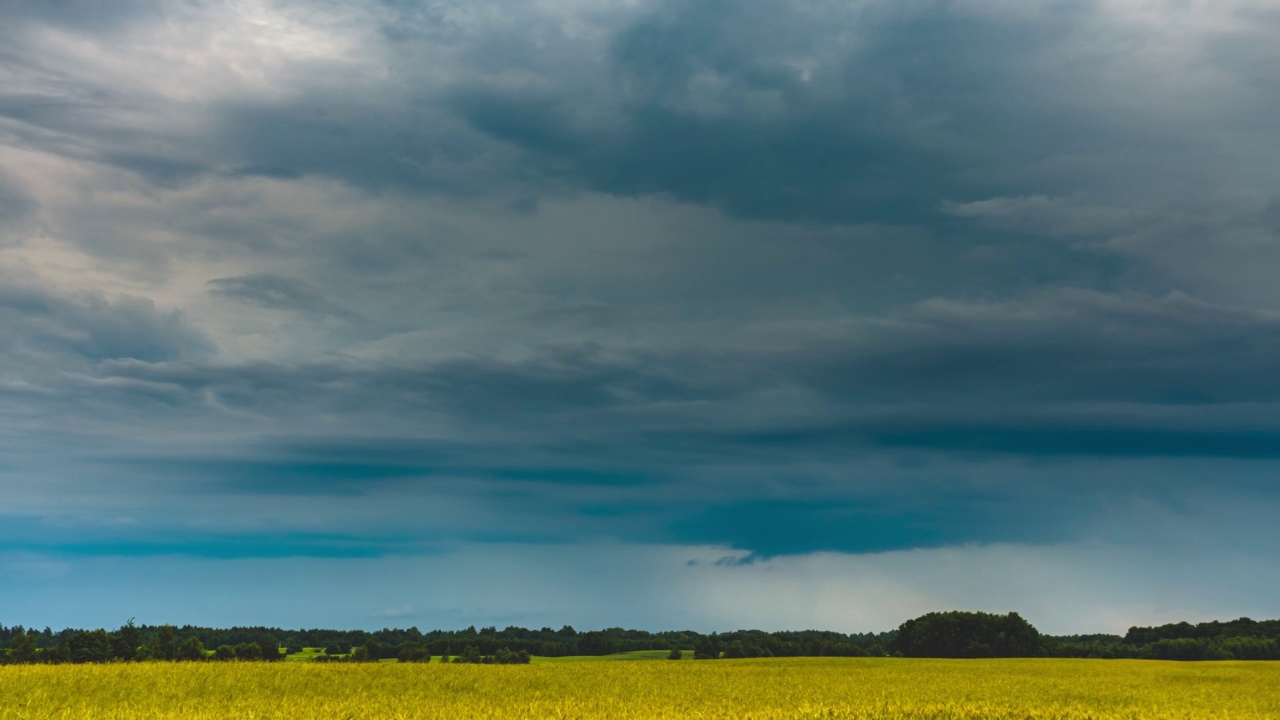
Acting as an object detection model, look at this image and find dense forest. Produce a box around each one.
[2,613,1277,664]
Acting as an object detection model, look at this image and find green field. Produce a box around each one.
[532,649,688,662]
[283,647,330,662]
[278,647,686,663]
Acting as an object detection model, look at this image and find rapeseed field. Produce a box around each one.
[3,657,1277,719]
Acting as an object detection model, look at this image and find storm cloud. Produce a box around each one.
[1,0,1278,632]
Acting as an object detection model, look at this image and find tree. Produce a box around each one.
[152,625,177,661]
[491,647,530,664]
[68,630,113,664]
[694,636,720,660]
[10,633,37,664]
[398,644,431,663]
[113,620,141,661]
[1221,636,1280,660]
[259,640,282,661]
[41,642,70,664]
[351,639,384,663]
[1148,638,1210,661]
[667,648,683,660]
[577,631,618,656]
[176,637,206,661]
[214,645,236,661]
[233,642,261,661]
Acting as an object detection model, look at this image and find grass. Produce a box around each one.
[3,657,1278,719]
[532,649,687,662]
[283,647,329,662]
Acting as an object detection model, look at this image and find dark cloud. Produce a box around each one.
[673,492,1084,556]
[439,0,1138,224]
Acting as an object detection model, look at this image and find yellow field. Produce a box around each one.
[3,658,1278,719]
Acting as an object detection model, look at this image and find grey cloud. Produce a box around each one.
[0,172,37,242]
[216,101,460,193]
[1262,199,1280,231]
[208,273,358,321]
[0,4,215,189]
[2,0,1271,249]
[0,172,35,217]
[73,290,1280,465]
[0,1,164,32]
[91,343,714,432]
[0,279,213,363]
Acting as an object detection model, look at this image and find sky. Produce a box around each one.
[1,0,1278,636]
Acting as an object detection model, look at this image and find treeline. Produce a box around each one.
[0,622,283,665]
[314,640,531,664]
[0,622,892,665]
[891,611,1280,661]
[692,630,892,660]
[4,614,1277,664]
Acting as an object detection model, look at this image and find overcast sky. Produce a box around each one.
[2,0,1279,635]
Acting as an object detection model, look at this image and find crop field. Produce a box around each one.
[2,657,1277,720]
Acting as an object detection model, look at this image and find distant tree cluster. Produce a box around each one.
[893,611,1043,658]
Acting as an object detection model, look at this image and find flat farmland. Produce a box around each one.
[2,657,1277,719]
